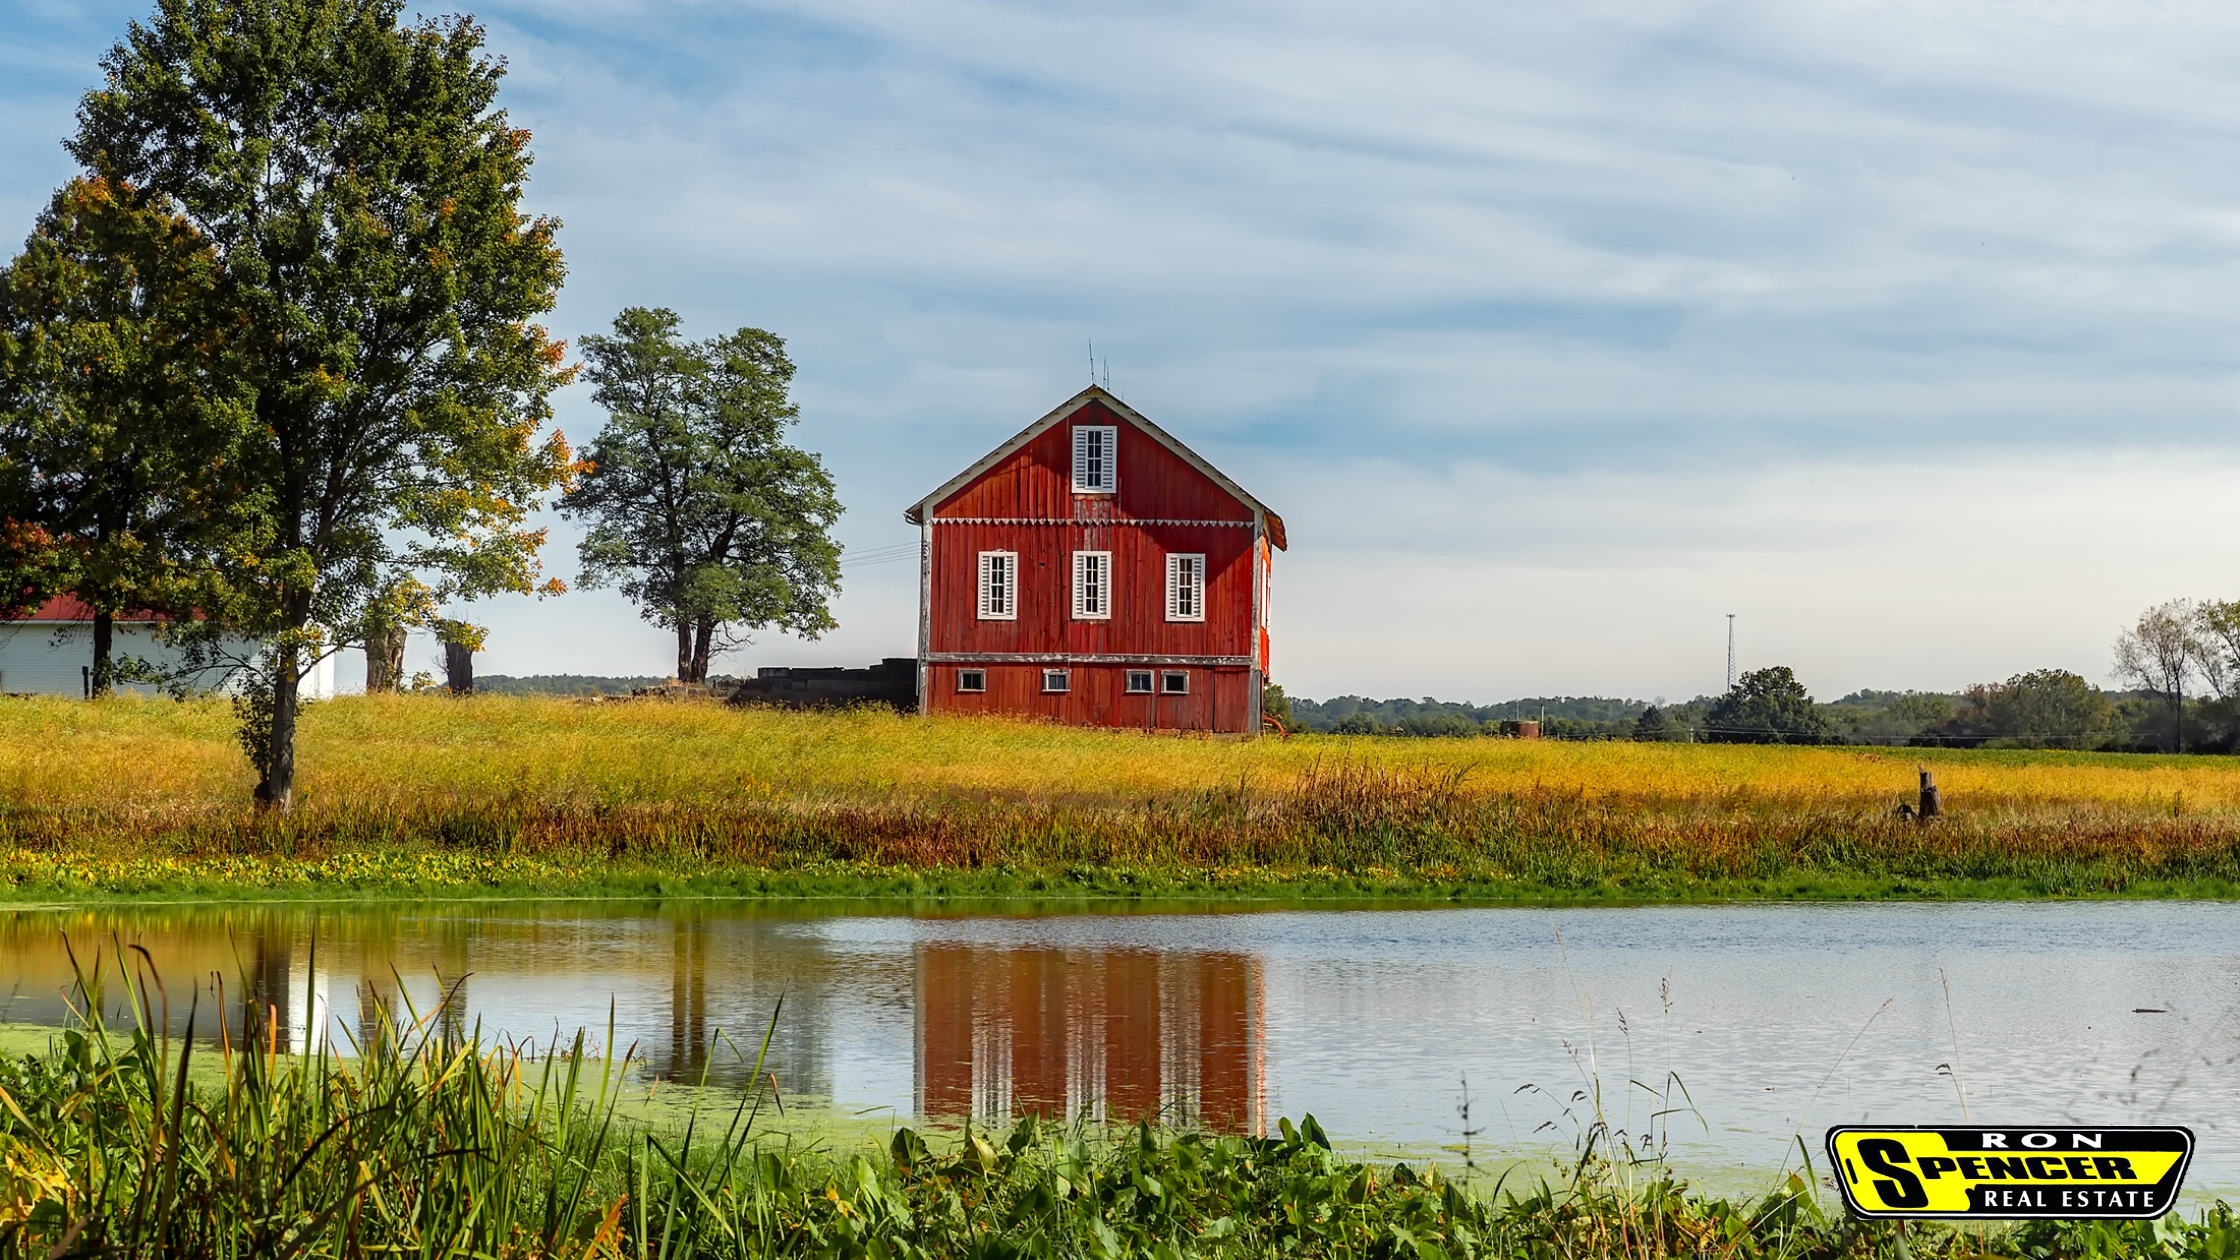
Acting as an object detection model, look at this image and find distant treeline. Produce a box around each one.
[1282,672,2224,753]
[480,667,2223,754]
[1290,694,1653,739]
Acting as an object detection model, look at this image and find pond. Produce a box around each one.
[3,899,2234,1197]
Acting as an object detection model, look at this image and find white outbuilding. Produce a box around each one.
[0,596,336,698]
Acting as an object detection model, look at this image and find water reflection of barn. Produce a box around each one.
[914,944,1264,1134]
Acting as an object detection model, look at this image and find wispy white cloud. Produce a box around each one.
[8,0,2240,696]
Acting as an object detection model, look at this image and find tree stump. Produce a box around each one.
[1918,767,1941,822]
[444,641,474,695]
[366,625,406,692]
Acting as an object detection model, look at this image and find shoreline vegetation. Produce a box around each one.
[10,696,2240,903]
[2,958,2234,1259]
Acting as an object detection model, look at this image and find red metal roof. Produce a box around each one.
[17,595,173,623]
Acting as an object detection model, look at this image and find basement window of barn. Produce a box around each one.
[1165,553,1205,622]
[1042,669,1071,693]
[957,669,986,692]
[1125,670,1153,693]
[1072,425,1118,494]
[977,551,1017,620]
[1072,551,1111,619]
[1161,670,1189,695]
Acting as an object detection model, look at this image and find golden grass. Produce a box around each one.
[4,692,2235,815]
[6,692,2240,899]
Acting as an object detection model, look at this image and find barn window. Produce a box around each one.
[1161,670,1189,694]
[1124,670,1153,693]
[1165,553,1205,622]
[1072,551,1111,619]
[1042,668,1071,693]
[957,669,986,692]
[977,551,1017,620]
[1072,425,1118,494]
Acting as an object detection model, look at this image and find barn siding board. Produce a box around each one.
[932,664,1246,732]
[915,389,1278,735]
[930,521,1253,659]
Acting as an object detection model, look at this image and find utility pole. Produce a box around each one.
[1725,614,1736,694]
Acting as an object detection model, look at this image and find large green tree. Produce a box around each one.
[0,176,251,692]
[68,0,577,806]
[1962,668,2112,749]
[568,308,843,684]
[1706,666,1834,744]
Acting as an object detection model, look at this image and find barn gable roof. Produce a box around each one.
[904,386,1287,549]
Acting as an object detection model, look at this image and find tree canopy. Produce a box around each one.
[1706,666,1833,744]
[1950,669,2112,748]
[0,176,251,691]
[57,0,578,806]
[568,307,843,683]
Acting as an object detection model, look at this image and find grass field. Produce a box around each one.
[7,693,2240,901]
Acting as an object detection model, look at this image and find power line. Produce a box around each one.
[840,543,919,570]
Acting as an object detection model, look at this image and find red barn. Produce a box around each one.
[906,386,1287,733]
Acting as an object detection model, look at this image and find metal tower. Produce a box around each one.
[1725,614,1736,693]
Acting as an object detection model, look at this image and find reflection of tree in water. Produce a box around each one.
[650,917,709,1082]
[238,920,292,1050]
[5,906,1258,1132]
[628,913,833,1100]
[429,916,474,1049]
[914,944,1263,1135]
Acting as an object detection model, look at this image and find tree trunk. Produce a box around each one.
[257,649,300,812]
[366,624,405,692]
[675,622,693,684]
[444,642,474,694]
[91,610,113,698]
[255,578,318,812]
[689,618,715,685]
[1917,768,1941,821]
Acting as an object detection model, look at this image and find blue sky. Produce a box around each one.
[8,0,2240,701]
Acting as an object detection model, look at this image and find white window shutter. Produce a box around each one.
[1072,425,1117,493]
[978,551,1016,620]
[1165,553,1203,622]
[1074,551,1110,618]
